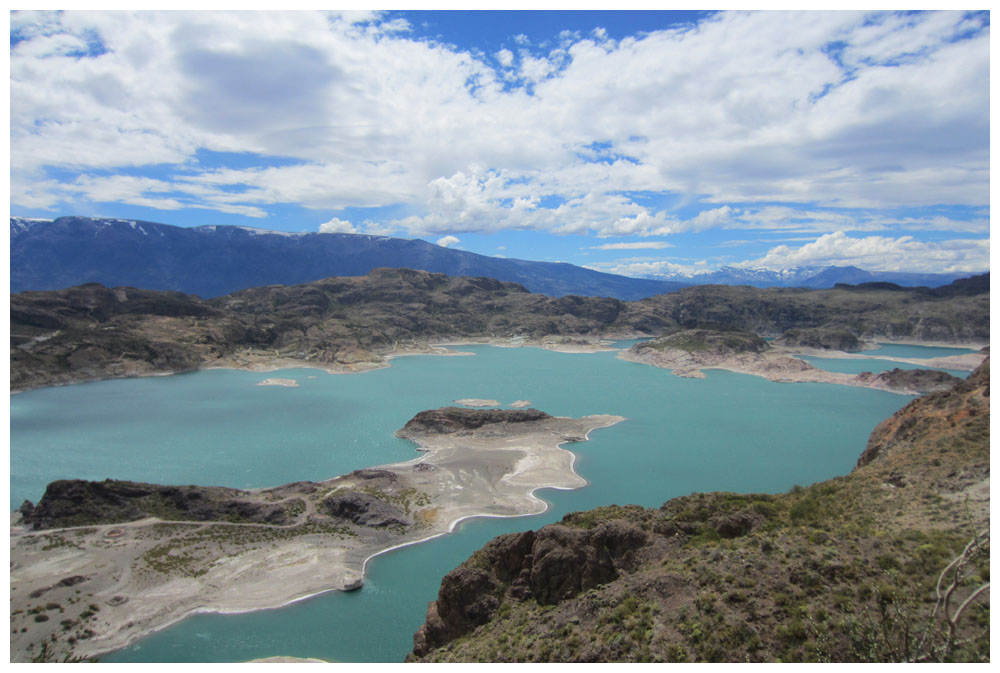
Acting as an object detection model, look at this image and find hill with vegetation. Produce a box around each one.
[408,361,990,662]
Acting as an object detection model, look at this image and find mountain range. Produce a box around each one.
[645,264,974,289]
[11,217,980,300]
[10,216,685,301]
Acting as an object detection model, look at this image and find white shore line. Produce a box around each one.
[78,414,626,660]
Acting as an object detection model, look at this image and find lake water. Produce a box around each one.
[795,341,976,378]
[11,343,921,662]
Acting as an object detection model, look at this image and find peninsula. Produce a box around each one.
[619,328,979,394]
[9,408,622,663]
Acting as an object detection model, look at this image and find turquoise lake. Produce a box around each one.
[796,340,976,378]
[10,343,938,662]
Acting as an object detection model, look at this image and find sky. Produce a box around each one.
[8,8,991,278]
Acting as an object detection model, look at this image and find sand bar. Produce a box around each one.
[454,398,501,407]
[256,378,299,387]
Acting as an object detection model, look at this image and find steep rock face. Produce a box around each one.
[412,520,648,656]
[397,407,552,437]
[22,479,293,529]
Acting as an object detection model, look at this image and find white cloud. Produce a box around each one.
[735,231,990,274]
[590,241,673,250]
[7,9,988,241]
[318,217,357,234]
[586,258,707,278]
[436,235,460,248]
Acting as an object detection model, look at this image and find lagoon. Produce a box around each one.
[11,344,916,662]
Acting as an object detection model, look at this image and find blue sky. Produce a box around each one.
[9,9,990,277]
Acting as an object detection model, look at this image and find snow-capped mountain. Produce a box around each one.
[647,265,972,289]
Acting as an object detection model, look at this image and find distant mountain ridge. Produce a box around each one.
[10,216,686,301]
[646,264,975,289]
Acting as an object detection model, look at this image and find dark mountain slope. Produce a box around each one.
[10,216,685,300]
[408,361,990,663]
[633,278,990,342]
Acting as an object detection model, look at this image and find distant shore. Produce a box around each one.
[11,334,984,395]
[617,341,986,394]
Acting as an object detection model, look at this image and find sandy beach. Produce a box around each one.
[9,411,623,663]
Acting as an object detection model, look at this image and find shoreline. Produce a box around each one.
[617,344,987,394]
[10,412,624,662]
[10,335,984,396]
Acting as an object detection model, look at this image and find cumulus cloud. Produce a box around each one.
[436,235,460,248]
[590,241,673,250]
[586,258,708,278]
[318,217,357,234]
[734,231,990,274]
[7,8,988,252]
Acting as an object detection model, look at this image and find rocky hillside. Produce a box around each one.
[773,327,864,351]
[18,480,298,529]
[397,408,552,437]
[633,328,768,355]
[10,269,989,391]
[632,280,989,342]
[408,361,990,663]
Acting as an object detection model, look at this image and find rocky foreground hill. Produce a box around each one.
[10,268,989,391]
[408,360,990,662]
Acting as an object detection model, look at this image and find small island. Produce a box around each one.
[9,407,623,663]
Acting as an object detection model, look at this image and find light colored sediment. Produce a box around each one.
[256,378,299,387]
[617,345,986,394]
[10,412,623,663]
[787,346,986,371]
[454,398,501,407]
[510,400,532,408]
[434,336,621,353]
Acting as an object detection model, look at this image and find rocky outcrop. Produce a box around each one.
[773,327,863,351]
[397,407,552,437]
[854,368,963,395]
[409,361,991,663]
[21,479,295,530]
[857,359,988,468]
[412,520,648,656]
[319,492,409,528]
[636,328,769,355]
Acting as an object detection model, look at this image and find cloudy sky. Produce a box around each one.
[9,9,991,277]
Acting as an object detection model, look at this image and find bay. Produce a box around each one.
[11,344,913,662]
